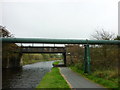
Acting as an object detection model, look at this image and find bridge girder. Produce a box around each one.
[2,38,120,45]
[17,46,66,53]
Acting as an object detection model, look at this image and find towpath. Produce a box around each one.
[59,67,105,89]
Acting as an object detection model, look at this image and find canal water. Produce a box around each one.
[2,61,54,89]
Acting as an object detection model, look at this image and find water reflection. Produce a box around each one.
[2,61,54,88]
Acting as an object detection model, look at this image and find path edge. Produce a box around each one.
[59,67,73,89]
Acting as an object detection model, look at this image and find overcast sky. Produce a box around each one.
[0,0,119,39]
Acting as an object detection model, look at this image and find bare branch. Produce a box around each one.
[91,28,115,40]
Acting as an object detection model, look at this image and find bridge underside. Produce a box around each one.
[20,46,67,66]
[20,46,66,53]
[21,52,64,53]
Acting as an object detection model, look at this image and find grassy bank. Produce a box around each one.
[36,67,70,88]
[70,65,119,89]
[52,61,60,65]
[22,54,62,65]
[22,59,51,65]
[23,59,62,65]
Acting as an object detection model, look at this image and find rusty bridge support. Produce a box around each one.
[84,44,91,74]
[63,52,66,66]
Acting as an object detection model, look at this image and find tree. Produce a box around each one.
[114,36,120,40]
[0,26,14,37]
[91,29,118,70]
[91,29,115,40]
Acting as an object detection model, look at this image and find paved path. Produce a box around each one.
[59,67,105,88]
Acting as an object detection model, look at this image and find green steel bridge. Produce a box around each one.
[2,38,120,73]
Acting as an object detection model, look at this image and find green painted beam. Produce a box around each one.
[84,44,91,74]
[1,38,120,44]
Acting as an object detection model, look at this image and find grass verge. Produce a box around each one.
[70,66,119,89]
[23,59,55,65]
[52,61,60,65]
[36,67,70,88]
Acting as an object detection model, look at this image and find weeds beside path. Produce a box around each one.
[70,66,119,89]
[36,60,70,89]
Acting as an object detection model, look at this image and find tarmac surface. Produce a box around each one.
[59,67,106,89]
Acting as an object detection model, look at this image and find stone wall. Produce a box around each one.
[2,43,22,68]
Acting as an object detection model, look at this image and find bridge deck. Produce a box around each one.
[19,46,66,53]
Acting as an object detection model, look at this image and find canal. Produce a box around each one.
[2,61,54,88]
